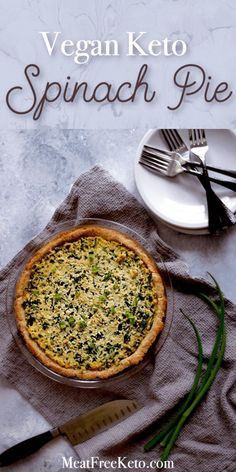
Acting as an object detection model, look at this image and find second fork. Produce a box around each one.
[189,129,235,232]
[161,129,236,233]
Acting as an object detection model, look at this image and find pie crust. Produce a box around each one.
[15,225,166,379]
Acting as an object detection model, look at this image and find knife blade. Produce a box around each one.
[0,400,139,467]
[59,399,139,445]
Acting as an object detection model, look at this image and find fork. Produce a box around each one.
[139,149,202,177]
[189,129,235,232]
[160,130,236,178]
[142,145,236,191]
[161,129,235,233]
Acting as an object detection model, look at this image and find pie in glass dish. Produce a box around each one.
[15,225,166,379]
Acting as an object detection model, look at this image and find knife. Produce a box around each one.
[0,399,139,467]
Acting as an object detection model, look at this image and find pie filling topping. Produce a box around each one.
[21,236,159,372]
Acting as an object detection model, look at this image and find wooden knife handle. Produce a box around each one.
[0,430,54,467]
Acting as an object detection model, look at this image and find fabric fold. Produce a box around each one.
[0,166,235,472]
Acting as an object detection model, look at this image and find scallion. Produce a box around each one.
[144,313,203,451]
[144,275,226,463]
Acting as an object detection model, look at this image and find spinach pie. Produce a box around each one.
[15,226,166,379]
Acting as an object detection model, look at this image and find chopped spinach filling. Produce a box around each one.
[23,236,157,371]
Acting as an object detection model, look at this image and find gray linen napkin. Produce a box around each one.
[0,166,235,472]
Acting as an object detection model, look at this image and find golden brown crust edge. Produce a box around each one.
[15,225,167,380]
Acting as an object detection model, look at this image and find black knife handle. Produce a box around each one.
[0,430,54,467]
[206,165,236,179]
[187,161,236,179]
[185,167,236,191]
[209,176,236,192]
[197,170,235,233]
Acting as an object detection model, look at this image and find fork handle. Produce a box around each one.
[188,161,236,179]
[206,165,236,178]
[197,171,235,233]
[209,176,236,192]
[184,168,236,191]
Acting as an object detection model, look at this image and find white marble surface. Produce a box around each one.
[1,128,236,471]
[1,0,236,128]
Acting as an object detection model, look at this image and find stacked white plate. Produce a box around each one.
[134,129,236,235]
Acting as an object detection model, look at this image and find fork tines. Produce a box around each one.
[189,129,206,146]
[161,129,185,151]
[143,145,172,159]
[140,152,168,169]
[139,155,168,175]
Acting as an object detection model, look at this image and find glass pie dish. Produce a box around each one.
[6,218,174,388]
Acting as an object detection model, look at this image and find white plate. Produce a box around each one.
[134,129,236,232]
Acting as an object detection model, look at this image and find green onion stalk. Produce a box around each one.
[144,274,226,463]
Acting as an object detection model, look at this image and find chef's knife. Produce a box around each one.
[0,399,139,467]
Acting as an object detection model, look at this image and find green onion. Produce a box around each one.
[160,318,226,462]
[159,312,204,447]
[92,265,99,274]
[133,296,139,308]
[125,310,136,325]
[31,289,39,296]
[144,275,226,463]
[144,313,203,451]
[79,321,87,329]
[160,279,226,461]
[54,292,62,301]
[59,321,66,330]
[103,272,112,281]
[68,316,76,327]
[160,279,224,450]
[197,273,224,390]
